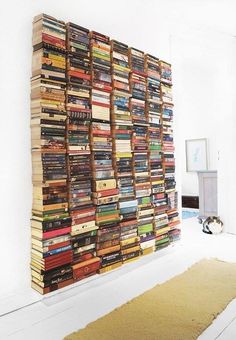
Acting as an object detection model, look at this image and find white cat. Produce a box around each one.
[202,216,223,235]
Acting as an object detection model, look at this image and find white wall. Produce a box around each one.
[0,0,235,296]
[0,0,173,297]
[217,41,236,234]
[173,34,227,196]
[173,31,236,233]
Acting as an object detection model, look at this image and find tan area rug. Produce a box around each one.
[65,259,236,340]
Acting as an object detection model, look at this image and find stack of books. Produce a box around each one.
[154,213,170,250]
[168,227,181,243]
[129,48,147,126]
[160,61,173,105]
[30,14,73,294]
[159,60,172,85]
[129,48,154,256]
[66,22,100,281]
[146,55,161,102]
[110,40,138,263]
[167,192,181,242]
[91,31,112,121]
[91,122,121,273]
[145,54,168,252]
[160,61,180,243]
[90,122,121,273]
[90,31,122,273]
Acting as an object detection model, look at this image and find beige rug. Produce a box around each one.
[65,259,236,340]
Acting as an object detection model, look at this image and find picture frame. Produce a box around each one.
[185,138,208,172]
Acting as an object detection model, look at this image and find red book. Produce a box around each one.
[73,253,95,264]
[44,257,73,271]
[153,193,165,199]
[72,257,100,280]
[132,70,147,78]
[120,220,137,229]
[43,226,71,240]
[71,207,96,218]
[164,162,175,166]
[132,78,145,85]
[47,240,71,251]
[93,188,119,198]
[42,33,65,49]
[114,129,132,134]
[68,70,91,80]
[44,250,73,263]
[92,101,110,108]
[92,130,111,136]
[72,215,95,226]
[93,83,112,92]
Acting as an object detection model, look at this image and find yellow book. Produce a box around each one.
[99,262,122,274]
[121,245,140,255]
[116,152,132,159]
[94,179,116,191]
[120,236,140,247]
[113,64,130,72]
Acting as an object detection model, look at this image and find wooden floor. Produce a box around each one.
[1,216,236,340]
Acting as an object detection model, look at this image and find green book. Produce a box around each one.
[138,224,153,234]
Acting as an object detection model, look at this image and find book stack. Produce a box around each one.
[91,30,112,122]
[30,14,73,294]
[168,227,181,243]
[154,213,170,250]
[145,55,168,252]
[66,23,100,281]
[110,40,139,263]
[167,191,181,242]
[90,122,121,273]
[160,61,180,243]
[159,60,172,85]
[160,61,173,105]
[129,48,154,256]
[129,48,147,126]
[90,31,122,273]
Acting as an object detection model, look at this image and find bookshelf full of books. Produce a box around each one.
[30,13,180,294]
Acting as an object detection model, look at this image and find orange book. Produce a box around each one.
[68,70,91,80]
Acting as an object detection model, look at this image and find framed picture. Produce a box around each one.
[185,138,208,172]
